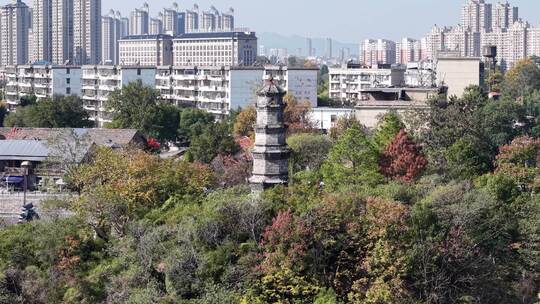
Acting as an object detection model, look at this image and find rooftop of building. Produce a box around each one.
[0,140,49,162]
[120,31,257,41]
[120,34,174,41]
[81,65,157,70]
[156,65,319,71]
[0,128,146,147]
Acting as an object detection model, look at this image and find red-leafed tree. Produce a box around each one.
[495,136,540,192]
[379,129,427,182]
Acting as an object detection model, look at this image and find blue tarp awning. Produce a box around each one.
[4,176,23,184]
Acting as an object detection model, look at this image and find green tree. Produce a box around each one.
[186,122,239,164]
[502,58,540,100]
[178,107,215,144]
[66,147,214,239]
[19,94,37,107]
[4,95,92,128]
[287,133,333,175]
[372,112,405,152]
[233,106,256,139]
[445,138,490,180]
[486,70,504,92]
[107,81,180,142]
[321,125,382,190]
[0,102,7,127]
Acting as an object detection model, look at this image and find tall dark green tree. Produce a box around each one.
[107,81,180,142]
[185,122,239,164]
[4,95,92,128]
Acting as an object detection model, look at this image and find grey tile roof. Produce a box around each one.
[0,128,146,147]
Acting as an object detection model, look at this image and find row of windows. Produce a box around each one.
[174,51,232,57]
[174,45,232,51]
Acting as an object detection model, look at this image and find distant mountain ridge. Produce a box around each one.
[258,32,359,58]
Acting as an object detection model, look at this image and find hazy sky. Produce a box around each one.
[21,0,540,42]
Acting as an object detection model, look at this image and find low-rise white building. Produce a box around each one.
[81,65,156,126]
[118,34,173,66]
[329,64,405,103]
[309,107,356,132]
[156,65,318,119]
[4,65,82,109]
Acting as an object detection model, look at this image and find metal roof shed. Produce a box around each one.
[0,140,49,162]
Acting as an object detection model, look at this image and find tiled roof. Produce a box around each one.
[0,128,145,147]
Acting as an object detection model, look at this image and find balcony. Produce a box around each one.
[98,85,117,92]
[33,73,50,79]
[34,82,50,88]
[156,74,172,80]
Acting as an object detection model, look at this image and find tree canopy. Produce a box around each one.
[4,95,93,128]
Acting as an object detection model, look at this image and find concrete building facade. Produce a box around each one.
[172,32,257,67]
[51,0,74,65]
[130,6,149,35]
[436,56,484,98]
[155,65,318,119]
[328,65,405,102]
[1,0,30,66]
[118,34,173,66]
[73,0,101,65]
[101,11,122,65]
[4,64,82,109]
[32,0,52,63]
[81,65,156,126]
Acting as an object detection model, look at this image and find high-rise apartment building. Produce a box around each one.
[221,9,234,31]
[1,0,30,66]
[102,11,121,64]
[461,0,492,32]
[130,5,149,35]
[200,9,217,32]
[423,25,447,60]
[493,1,518,30]
[150,17,163,35]
[306,38,313,57]
[325,38,333,59]
[120,17,129,38]
[444,24,481,57]
[185,7,199,33]
[162,8,179,35]
[32,0,52,63]
[396,38,422,64]
[360,39,396,66]
[51,0,74,65]
[73,0,101,65]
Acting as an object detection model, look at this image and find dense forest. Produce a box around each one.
[1,59,540,303]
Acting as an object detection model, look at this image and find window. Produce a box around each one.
[66,87,71,94]
[66,68,70,74]
[137,69,141,75]
[66,78,70,84]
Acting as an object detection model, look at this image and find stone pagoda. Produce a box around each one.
[249,76,290,192]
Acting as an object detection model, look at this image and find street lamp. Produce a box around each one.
[18,161,39,224]
[21,161,30,208]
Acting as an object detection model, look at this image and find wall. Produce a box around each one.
[121,68,156,87]
[286,69,318,107]
[228,69,261,110]
[437,57,483,98]
[52,67,82,97]
[309,107,356,132]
